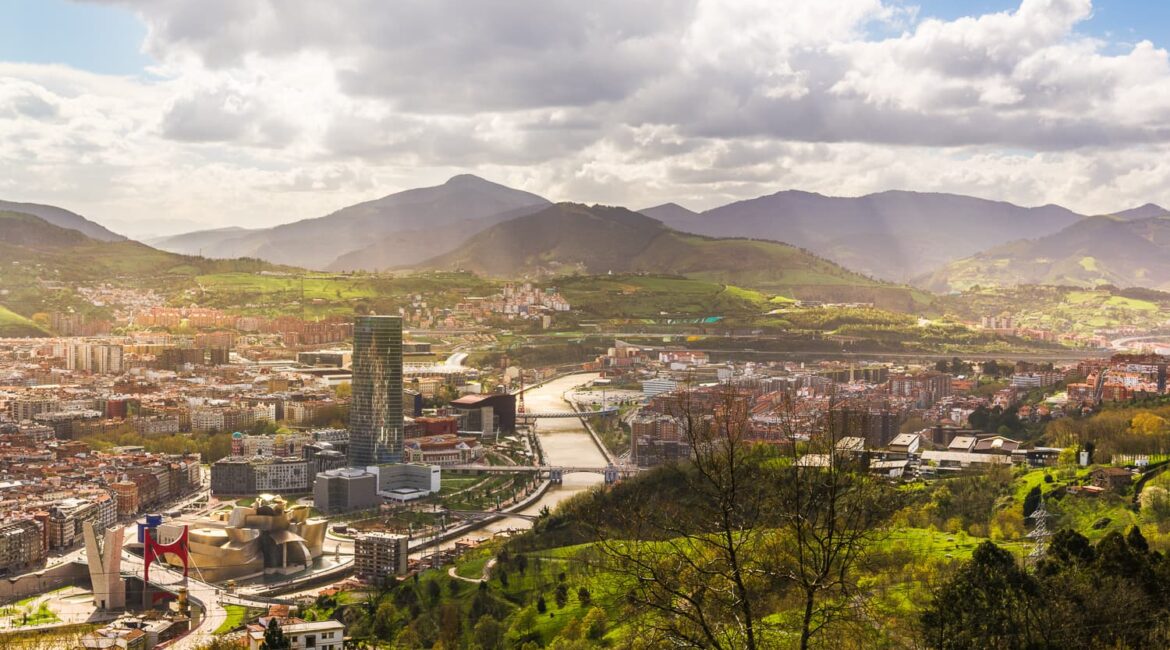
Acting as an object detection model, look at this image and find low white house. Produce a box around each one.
[248,619,345,650]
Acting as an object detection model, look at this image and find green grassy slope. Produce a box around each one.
[918,215,1170,292]
[0,305,49,337]
[0,210,285,323]
[557,275,769,319]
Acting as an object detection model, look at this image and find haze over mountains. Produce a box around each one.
[150,175,549,270]
[5,173,1170,296]
[419,202,927,309]
[0,200,125,242]
[642,191,1085,282]
[0,210,270,280]
[920,214,1170,292]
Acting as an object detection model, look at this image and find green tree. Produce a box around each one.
[576,586,591,607]
[371,601,397,640]
[260,619,291,650]
[582,607,607,641]
[1022,485,1042,518]
[554,583,569,609]
[472,615,503,650]
[920,542,1042,649]
[391,625,422,650]
[508,606,539,646]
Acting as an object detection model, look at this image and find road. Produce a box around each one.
[119,549,227,650]
[1112,334,1170,353]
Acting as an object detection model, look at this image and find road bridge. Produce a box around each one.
[446,510,539,522]
[441,463,640,484]
[114,543,289,649]
[404,352,469,375]
[517,406,619,419]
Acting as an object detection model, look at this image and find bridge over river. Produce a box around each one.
[442,462,639,484]
[517,406,619,419]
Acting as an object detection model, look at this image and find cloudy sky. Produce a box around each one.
[2,0,1170,237]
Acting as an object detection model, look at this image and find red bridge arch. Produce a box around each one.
[144,525,189,583]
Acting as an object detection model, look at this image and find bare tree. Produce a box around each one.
[591,381,772,649]
[769,397,897,650]
[589,382,897,649]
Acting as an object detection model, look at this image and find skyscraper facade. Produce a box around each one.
[349,315,404,466]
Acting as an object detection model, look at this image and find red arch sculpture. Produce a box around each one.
[144,525,189,583]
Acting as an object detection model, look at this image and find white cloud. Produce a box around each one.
[3,0,1170,236]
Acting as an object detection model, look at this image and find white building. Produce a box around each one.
[248,620,345,650]
[253,458,311,493]
[642,378,678,401]
[369,463,441,502]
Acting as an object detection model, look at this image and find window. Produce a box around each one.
[306,635,316,647]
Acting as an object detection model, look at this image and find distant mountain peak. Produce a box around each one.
[654,188,1083,282]
[639,202,700,223]
[153,174,550,271]
[0,200,124,242]
[647,201,692,210]
[444,173,493,186]
[1111,203,1169,220]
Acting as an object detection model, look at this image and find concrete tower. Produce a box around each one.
[84,522,125,611]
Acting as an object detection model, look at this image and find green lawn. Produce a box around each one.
[14,602,60,627]
[879,527,1028,561]
[454,549,492,579]
[214,604,256,634]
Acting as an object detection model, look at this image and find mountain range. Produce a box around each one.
[0,210,271,281]
[919,214,1170,292]
[642,190,1085,282]
[0,199,125,242]
[150,175,549,270]
[5,174,1170,297]
[417,202,924,309]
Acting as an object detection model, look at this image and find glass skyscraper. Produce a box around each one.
[348,315,404,467]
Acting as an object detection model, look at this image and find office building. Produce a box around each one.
[210,456,311,496]
[369,463,440,502]
[349,316,404,466]
[313,468,380,515]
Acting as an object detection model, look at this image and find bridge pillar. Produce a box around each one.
[549,468,563,484]
[604,465,619,485]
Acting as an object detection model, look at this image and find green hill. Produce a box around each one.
[0,210,276,281]
[0,211,282,329]
[918,215,1170,292]
[0,305,49,337]
[418,203,927,310]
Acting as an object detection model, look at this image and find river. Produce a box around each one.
[477,372,608,535]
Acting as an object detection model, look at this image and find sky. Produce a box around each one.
[3,0,1170,238]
